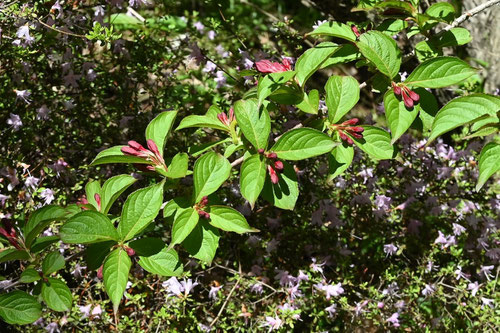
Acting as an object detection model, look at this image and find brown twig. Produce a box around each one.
[209,262,242,328]
[443,0,500,31]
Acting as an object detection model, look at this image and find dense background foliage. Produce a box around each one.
[1,0,499,331]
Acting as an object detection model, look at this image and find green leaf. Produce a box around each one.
[326,75,360,123]
[164,153,189,179]
[176,107,229,132]
[90,145,149,166]
[103,248,132,313]
[24,205,68,248]
[428,94,500,143]
[434,28,471,48]
[268,85,303,104]
[171,208,200,246]
[353,126,397,160]
[405,57,476,88]
[376,19,408,35]
[189,138,231,157]
[42,251,65,276]
[0,248,29,263]
[193,152,231,203]
[163,196,191,220]
[118,181,164,241]
[85,241,115,270]
[145,111,177,155]
[240,154,267,208]
[328,144,354,180]
[425,2,455,22]
[257,71,296,105]
[415,40,442,62]
[320,44,361,68]
[19,268,41,283]
[262,161,299,210]
[100,175,136,214]
[234,99,271,150]
[128,237,164,257]
[41,278,72,312]
[271,128,336,160]
[477,142,500,191]
[307,21,357,41]
[296,89,319,114]
[60,211,119,244]
[183,220,220,264]
[384,90,419,143]
[356,31,401,79]
[415,88,439,133]
[0,291,41,324]
[208,205,259,233]
[374,1,416,15]
[85,180,101,210]
[295,42,340,86]
[138,247,183,277]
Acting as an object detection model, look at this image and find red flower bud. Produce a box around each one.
[274,160,284,172]
[258,148,265,154]
[147,139,162,157]
[351,25,361,38]
[94,193,101,211]
[128,140,146,151]
[268,165,279,184]
[349,132,363,139]
[200,196,209,206]
[122,146,142,157]
[342,118,359,126]
[97,265,103,279]
[392,83,402,96]
[126,247,135,256]
[408,89,420,102]
[282,58,292,71]
[267,152,277,160]
[349,126,364,133]
[229,107,235,122]
[402,90,414,108]
[255,59,290,73]
[217,112,229,126]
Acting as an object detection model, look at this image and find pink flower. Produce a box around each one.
[262,316,282,331]
[255,58,292,73]
[387,312,400,327]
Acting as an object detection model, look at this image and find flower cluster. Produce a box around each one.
[121,140,167,174]
[255,58,292,73]
[330,118,364,145]
[258,150,284,184]
[392,82,420,108]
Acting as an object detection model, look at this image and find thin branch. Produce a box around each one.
[209,263,242,328]
[37,19,87,39]
[443,0,500,31]
[231,156,245,167]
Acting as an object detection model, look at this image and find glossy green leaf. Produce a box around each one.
[239,154,267,208]
[103,248,131,313]
[60,211,119,244]
[171,208,200,246]
[262,161,299,210]
[138,247,183,277]
[85,241,115,271]
[24,205,68,248]
[477,142,500,191]
[257,71,296,105]
[295,42,339,86]
[320,44,361,68]
[328,144,355,180]
[129,237,164,257]
[19,268,41,283]
[0,291,41,324]
[405,57,476,88]
[415,88,439,132]
[234,99,271,150]
[0,248,29,263]
[434,28,471,48]
[425,2,455,22]
[376,19,408,35]
[326,75,360,123]
[145,111,177,155]
[429,94,500,143]
[384,90,419,143]
[176,106,229,132]
[189,138,231,157]
[90,146,149,166]
[118,181,164,241]
[85,180,101,210]
[415,40,442,62]
[353,126,397,160]
[209,205,259,233]
[182,220,220,264]
[356,31,401,79]
[100,174,136,214]
[307,21,357,41]
[164,152,189,178]
[41,278,72,312]
[193,152,231,203]
[296,89,319,114]
[163,196,191,220]
[42,251,65,276]
[271,128,336,160]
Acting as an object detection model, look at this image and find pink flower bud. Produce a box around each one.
[147,139,162,157]
[126,247,135,256]
[229,107,235,122]
[128,140,146,151]
[217,112,229,126]
[274,160,284,171]
[94,193,101,211]
[122,146,142,157]
[343,118,359,126]
[402,90,414,108]
[377,302,384,309]
[267,152,277,159]
[349,132,363,139]
[350,126,364,133]
[200,196,209,206]
[351,25,361,38]
[255,59,289,73]
[393,84,401,96]
[258,148,265,154]
[282,58,292,71]
[268,165,279,184]
[408,89,420,102]
[97,265,103,279]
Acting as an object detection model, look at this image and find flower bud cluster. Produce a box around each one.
[195,196,210,219]
[255,58,292,73]
[217,107,235,126]
[392,82,420,109]
[259,150,283,184]
[330,118,364,145]
[351,24,372,38]
[121,140,167,173]
[0,220,21,250]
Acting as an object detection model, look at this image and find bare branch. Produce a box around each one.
[443,0,500,31]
